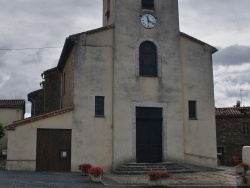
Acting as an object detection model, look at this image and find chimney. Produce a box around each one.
[236,101,241,107]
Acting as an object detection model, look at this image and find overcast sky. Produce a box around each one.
[0,0,250,117]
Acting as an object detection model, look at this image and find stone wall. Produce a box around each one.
[216,117,250,166]
[28,89,44,117]
[29,68,62,117]
[43,69,61,113]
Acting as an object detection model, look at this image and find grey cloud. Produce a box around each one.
[0,0,250,110]
[213,45,250,66]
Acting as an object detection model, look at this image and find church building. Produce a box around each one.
[5,0,218,171]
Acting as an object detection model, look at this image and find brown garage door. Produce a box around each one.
[36,129,71,171]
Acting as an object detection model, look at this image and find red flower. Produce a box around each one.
[78,163,92,173]
[88,167,104,177]
[148,170,171,181]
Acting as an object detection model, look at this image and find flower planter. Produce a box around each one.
[80,171,89,176]
[235,166,247,174]
[148,177,169,187]
[78,163,92,176]
[90,175,102,183]
[236,176,250,186]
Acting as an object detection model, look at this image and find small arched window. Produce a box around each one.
[142,0,154,9]
[139,41,157,77]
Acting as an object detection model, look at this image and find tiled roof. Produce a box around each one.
[216,107,250,117]
[5,106,74,130]
[0,100,25,108]
[43,67,58,74]
[28,89,43,98]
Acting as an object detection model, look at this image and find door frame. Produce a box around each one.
[132,102,167,162]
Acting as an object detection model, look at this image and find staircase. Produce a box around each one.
[113,162,196,174]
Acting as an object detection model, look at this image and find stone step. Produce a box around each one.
[124,162,177,166]
[117,165,187,170]
[113,162,196,174]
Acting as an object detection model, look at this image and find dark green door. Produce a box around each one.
[136,107,163,163]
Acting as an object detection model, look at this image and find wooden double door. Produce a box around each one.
[136,107,163,163]
[36,129,71,171]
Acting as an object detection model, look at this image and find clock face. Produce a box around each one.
[140,13,156,29]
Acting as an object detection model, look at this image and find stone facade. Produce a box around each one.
[6,0,218,171]
[216,107,250,166]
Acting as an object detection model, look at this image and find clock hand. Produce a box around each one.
[148,17,155,24]
[146,15,150,27]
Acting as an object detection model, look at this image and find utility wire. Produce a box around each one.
[0,46,63,51]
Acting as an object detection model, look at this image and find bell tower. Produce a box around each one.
[111,0,184,168]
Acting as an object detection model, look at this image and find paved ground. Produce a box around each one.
[102,170,237,187]
[0,169,239,188]
[0,162,240,188]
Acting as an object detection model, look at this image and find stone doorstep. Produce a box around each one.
[113,169,195,175]
[117,166,187,170]
[125,162,177,165]
[114,162,195,175]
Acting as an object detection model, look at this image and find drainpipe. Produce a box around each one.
[111,6,115,171]
[60,72,63,109]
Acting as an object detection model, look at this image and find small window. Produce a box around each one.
[95,96,104,116]
[139,41,157,76]
[142,0,154,9]
[243,122,250,135]
[189,101,197,119]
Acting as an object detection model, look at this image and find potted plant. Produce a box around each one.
[235,162,249,174]
[147,170,171,186]
[78,163,92,176]
[235,162,250,186]
[88,167,104,183]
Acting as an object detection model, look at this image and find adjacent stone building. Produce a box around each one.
[0,100,25,154]
[28,67,61,116]
[216,105,250,166]
[5,0,218,172]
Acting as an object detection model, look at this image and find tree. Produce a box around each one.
[0,123,5,140]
